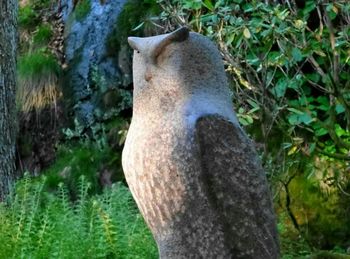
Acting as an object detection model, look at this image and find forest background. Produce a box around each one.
[0,0,350,258]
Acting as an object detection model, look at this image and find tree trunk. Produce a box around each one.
[0,0,18,200]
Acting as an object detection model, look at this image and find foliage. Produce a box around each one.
[75,0,91,22]
[44,131,127,197]
[17,50,61,112]
[159,0,350,251]
[62,66,131,150]
[0,175,157,258]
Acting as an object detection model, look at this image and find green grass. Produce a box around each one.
[0,175,158,258]
[33,24,53,46]
[19,6,39,29]
[17,50,61,112]
[18,50,60,78]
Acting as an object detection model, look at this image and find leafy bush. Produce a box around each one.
[17,50,61,112]
[0,175,157,258]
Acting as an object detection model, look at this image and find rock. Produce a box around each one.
[60,0,128,125]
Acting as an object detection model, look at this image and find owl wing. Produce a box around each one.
[195,114,279,258]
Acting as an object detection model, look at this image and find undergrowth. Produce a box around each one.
[42,142,125,196]
[0,175,158,258]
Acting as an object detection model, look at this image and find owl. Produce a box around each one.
[122,27,279,258]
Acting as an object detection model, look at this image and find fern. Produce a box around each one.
[0,176,158,258]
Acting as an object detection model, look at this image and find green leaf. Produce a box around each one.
[132,21,145,31]
[287,108,304,115]
[335,104,345,114]
[287,111,313,125]
[303,1,316,15]
[247,99,259,108]
[226,34,235,46]
[282,142,292,149]
[316,96,328,105]
[306,73,321,83]
[274,78,288,98]
[292,47,303,62]
[239,117,249,126]
[288,114,300,125]
[203,0,214,11]
[335,124,347,137]
[246,115,254,124]
[315,127,328,136]
[183,0,202,10]
[309,143,316,153]
[299,113,313,125]
[243,27,251,39]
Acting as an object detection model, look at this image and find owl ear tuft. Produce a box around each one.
[169,26,190,42]
[152,27,190,61]
[128,37,141,52]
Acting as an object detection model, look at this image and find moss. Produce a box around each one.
[75,0,91,21]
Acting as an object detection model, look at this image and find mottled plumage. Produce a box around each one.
[122,27,279,258]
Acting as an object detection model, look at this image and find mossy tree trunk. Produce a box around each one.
[0,0,18,200]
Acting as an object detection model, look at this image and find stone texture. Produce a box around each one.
[122,27,279,258]
[60,0,127,124]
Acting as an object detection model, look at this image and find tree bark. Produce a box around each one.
[0,0,18,200]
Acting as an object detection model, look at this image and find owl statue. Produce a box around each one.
[122,27,279,258]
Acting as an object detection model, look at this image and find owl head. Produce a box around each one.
[128,27,229,113]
